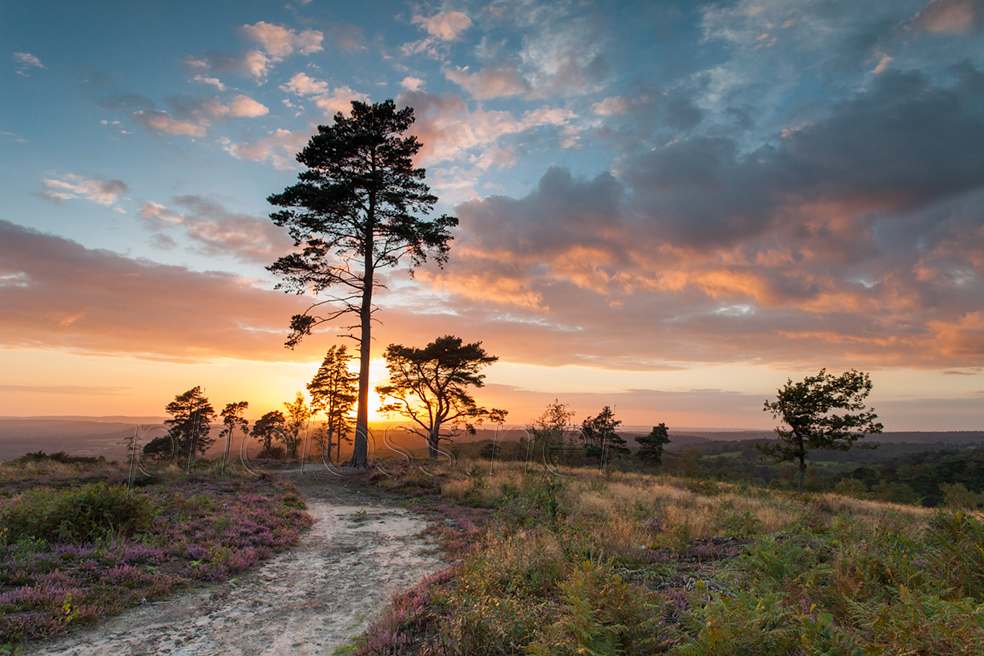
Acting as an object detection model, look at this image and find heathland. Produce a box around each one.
[2,448,984,655]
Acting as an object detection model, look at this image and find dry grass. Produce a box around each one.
[431,462,942,556]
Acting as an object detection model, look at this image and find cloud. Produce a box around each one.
[592,96,630,116]
[312,86,368,115]
[40,174,128,210]
[222,127,311,170]
[914,0,983,34]
[279,74,366,116]
[94,93,156,112]
[280,72,330,95]
[415,69,984,371]
[133,110,208,137]
[240,21,324,58]
[403,10,472,57]
[397,90,576,164]
[13,52,44,76]
[137,196,294,263]
[183,22,323,82]
[445,65,531,99]
[401,76,424,91]
[0,220,317,361]
[326,24,368,52]
[192,75,226,90]
[412,10,472,41]
[517,16,608,97]
[624,69,984,250]
[2,131,28,144]
[132,94,267,137]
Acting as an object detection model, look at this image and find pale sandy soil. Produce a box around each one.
[26,469,443,656]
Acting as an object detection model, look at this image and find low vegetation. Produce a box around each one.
[0,455,312,647]
[358,459,984,655]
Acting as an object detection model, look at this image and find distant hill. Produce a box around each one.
[0,418,154,461]
[0,417,980,463]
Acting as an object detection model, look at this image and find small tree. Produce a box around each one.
[219,401,250,464]
[251,411,286,457]
[376,335,508,458]
[581,406,630,465]
[307,345,358,463]
[164,387,216,465]
[282,392,313,459]
[759,368,883,492]
[142,436,175,462]
[268,99,457,468]
[636,423,670,468]
[527,399,576,465]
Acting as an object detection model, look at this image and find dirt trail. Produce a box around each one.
[28,469,443,656]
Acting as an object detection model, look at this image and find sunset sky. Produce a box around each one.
[2,0,982,432]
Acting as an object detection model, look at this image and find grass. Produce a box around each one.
[358,459,984,655]
[0,457,313,648]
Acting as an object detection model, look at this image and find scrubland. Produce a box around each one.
[0,456,312,648]
[360,459,984,655]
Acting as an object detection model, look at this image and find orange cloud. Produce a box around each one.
[0,220,316,362]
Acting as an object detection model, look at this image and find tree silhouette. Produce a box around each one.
[376,335,507,459]
[527,399,576,466]
[581,406,629,464]
[164,387,215,465]
[268,99,457,468]
[636,423,670,468]
[282,392,312,459]
[759,369,883,492]
[307,345,357,463]
[251,411,286,458]
[219,401,249,464]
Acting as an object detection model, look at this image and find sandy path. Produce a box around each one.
[27,473,443,656]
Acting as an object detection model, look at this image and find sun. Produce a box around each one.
[367,388,387,423]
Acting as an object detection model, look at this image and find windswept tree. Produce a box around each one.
[219,401,250,463]
[307,345,358,463]
[636,423,670,468]
[268,99,457,468]
[376,335,507,459]
[251,411,286,458]
[164,387,215,465]
[282,392,313,459]
[759,369,883,492]
[581,406,630,464]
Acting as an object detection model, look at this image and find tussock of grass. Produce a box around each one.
[361,460,984,655]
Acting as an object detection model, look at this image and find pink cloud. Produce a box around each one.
[280,72,330,95]
[133,110,207,137]
[137,196,294,263]
[240,21,324,58]
[914,0,983,34]
[0,220,316,362]
[13,52,45,76]
[40,174,128,209]
[222,128,311,170]
[445,65,531,99]
[398,90,575,164]
[412,10,472,41]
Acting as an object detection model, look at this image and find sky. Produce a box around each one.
[1,0,983,432]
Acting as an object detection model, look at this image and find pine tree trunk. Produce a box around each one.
[349,203,375,469]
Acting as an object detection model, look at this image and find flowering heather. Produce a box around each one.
[0,464,312,646]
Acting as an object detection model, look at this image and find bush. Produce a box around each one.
[1,482,152,543]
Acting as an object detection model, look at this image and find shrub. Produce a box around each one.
[528,560,658,656]
[1,483,152,543]
[924,510,984,601]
